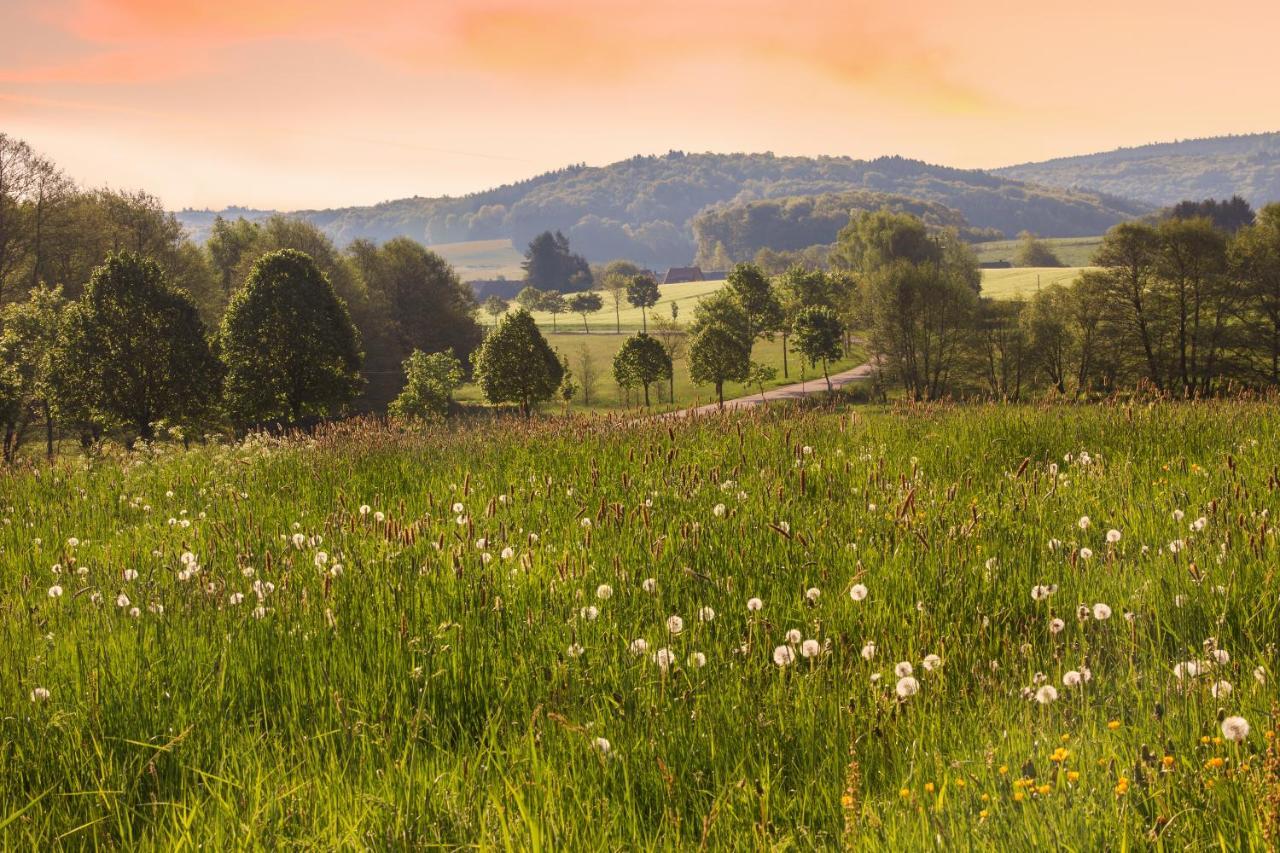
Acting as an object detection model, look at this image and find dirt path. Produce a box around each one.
[661,361,876,418]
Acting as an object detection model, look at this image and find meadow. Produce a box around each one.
[2,400,1278,848]
[973,236,1104,268]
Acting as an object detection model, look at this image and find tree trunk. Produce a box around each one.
[781,332,789,378]
[44,402,54,460]
[823,360,831,393]
[643,383,650,408]
[717,382,724,409]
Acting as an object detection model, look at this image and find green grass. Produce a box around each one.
[2,401,1277,847]
[974,235,1104,268]
[457,330,866,412]
[508,279,723,333]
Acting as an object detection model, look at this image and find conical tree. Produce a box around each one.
[220,249,363,425]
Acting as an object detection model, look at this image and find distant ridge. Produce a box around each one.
[175,151,1149,268]
[992,132,1280,208]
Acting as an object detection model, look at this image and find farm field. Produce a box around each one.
[2,401,1277,847]
[455,330,867,412]
[974,235,1105,268]
[430,238,525,281]
[980,266,1093,300]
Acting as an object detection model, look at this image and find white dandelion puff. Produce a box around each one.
[666,615,684,635]
[895,676,920,698]
[1221,716,1250,742]
[1035,685,1059,704]
[773,645,796,667]
[849,583,868,602]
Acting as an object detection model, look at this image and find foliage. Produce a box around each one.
[995,131,1280,208]
[566,290,604,332]
[791,305,844,390]
[50,252,220,441]
[1167,196,1255,233]
[515,285,545,312]
[625,275,661,332]
[522,231,591,292]
[688,324,750,407]
[0,285,65,460]
[611,333,672,407]
[220,249,363,425]
[388,350,465,420]
[1013,231,1065,267]
[471,309,564,415]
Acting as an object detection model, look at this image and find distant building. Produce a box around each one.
[663,266,705,284]
[979,260,1012,269]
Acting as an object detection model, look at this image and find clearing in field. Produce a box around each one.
[3,401,1277,847]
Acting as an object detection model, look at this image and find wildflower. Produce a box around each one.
[805,587,821,603]
[849,583,868,602]
[1076,605,1090,622]
[593,737,611,755]
[688,652,707,668]
[895,676,920,698]
[1209,648,1230,665]
[641,578,657,593]
[1092,603,1112,621]
[115,593,130,608]
[666,615,684,635]
[1173,660,1201,680]
[697,606,715,622]
[1107,720,1121,730]
[1049,618,1065,634]
[1063,670,1083,688]
[1078,547,1093,560]
[580,517,592,529]
[1078,516,1091,530]
[1254,666,1267,685]
[777,521,790,534]
[1106,529,1122,543]
[579,606,599,621]
[895,661,914,678]
[596,584,613,600]
[1035,685,1058,704]
[229,592,244,605]
[123,568,138,581]
[29,687,50,702]
[1172,509,1184,521]
[359,504,371,516]
[452,502,464,514]
[861,642,877,660]
[653,648,676,670]
[128,607,140,618]
[1191,516,1207,532]
[773,645,796,667]
[501,547,515,560]
[1213,712,1244,742]
[47,585,63,598]
[785,628,803,645]
[712,503,726,517]
[1211,680,1233,698]
[1031,584,1058,601]
[746,597,763,612]
[629,639,649,656]
[800,639,821,658]
[922,654,942,672]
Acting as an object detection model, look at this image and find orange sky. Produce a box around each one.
[1,0,1276,209]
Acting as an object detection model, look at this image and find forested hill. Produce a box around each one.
[993,132,1280,208]
[176,152,1149,268]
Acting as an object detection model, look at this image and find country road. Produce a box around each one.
[661,360,877,418]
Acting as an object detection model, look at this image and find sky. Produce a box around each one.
[1,0,1277,210]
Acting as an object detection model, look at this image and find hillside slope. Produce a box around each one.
[993,132,1280,208]
[176,152,1149,268]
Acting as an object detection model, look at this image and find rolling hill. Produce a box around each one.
[993,132,1280,208]
[176,152,1149,269]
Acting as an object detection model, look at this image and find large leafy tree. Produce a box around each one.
[791,305,844,391]
[0,285,65,460]
[220,249,363,425]
[50,252,220,441]
[612,333,672,408]
[688,324,749,409]
[522,230,591,292]
[471,309,563,416]
[725,262,782,347]
[625,274,661,332]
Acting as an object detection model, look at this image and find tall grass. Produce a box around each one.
[2,401,1277,847]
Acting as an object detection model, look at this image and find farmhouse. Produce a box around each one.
[662,266,704,284]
